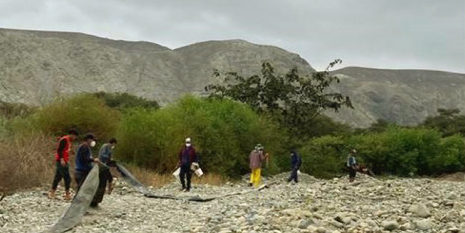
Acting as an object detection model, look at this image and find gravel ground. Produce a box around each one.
[1,173,465,233]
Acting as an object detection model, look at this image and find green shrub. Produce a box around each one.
[11,95,120,140]
[299,126,465,177]
[116,95,286,177]
[428,135,465,174]
[93,92,159,110]
[299,136,346,178]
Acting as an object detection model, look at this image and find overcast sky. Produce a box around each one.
[1,0,464,73]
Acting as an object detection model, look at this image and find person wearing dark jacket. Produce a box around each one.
[92,138,118,206]
[74,134,99,196]
[178,137,197,192]
[287,150,302,183]
[48,130,79,200]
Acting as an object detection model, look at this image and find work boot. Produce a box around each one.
[63,191,72,201]
[48,189,56,199]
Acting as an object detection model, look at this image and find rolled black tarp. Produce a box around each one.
[46,165,100,233]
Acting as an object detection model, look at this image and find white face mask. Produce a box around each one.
[186,143,191,147]
[90,140,96,147]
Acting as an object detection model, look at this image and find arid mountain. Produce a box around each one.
[0,28,464,127]
[0,28,311,105]
[327,67,465,127]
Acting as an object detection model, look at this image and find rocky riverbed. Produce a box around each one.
[1,173,464,233]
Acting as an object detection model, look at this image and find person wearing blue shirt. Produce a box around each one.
[347,149,358,182]
[92,138,118,207]
[74,134,99,193]
[287,150,302,183]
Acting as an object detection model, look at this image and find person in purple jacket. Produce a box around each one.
[178,137,198,192]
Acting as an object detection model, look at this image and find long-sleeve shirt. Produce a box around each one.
[179,146,197,166]
[75,144,94,172]
[99,143,112,164]
[249,150,265,170]
[291,152,301,169]
[347,156,357,167]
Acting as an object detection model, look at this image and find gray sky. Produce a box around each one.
[1,0,464,73]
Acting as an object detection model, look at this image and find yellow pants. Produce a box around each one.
[250,168,261,187]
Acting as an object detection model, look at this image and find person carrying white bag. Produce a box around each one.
[176,137,198,192]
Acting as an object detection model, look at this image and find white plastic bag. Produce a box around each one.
[194,168,204,177]
[190,162,199,171]
[172,167,180,179]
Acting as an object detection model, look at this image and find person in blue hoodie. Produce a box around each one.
[287,150,302,183]
[74,134,99,194]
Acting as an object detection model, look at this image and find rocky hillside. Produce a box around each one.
[1,173,464,232]
[328,67,465,127]
[0,28,311,106]
[1,28,464,127]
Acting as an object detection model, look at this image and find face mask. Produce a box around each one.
[90,140,96,147]
[186,143,191,147]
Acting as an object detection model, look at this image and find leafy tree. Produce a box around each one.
[205,61,352,138]
[422,108,465,136]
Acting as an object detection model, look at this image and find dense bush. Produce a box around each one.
[10,95,120,140]
[93,92,159,110]
[299,136,346,178]
[422,108,465,137]
[302,115,352,138]
[299,126,465,177]
[116,95,286,177]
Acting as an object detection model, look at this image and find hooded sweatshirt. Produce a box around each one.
[291,151,302,169]
[75,143,94,172]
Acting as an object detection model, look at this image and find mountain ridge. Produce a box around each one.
[0,28,464,127]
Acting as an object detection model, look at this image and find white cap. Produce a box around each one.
[185,137,191,143]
